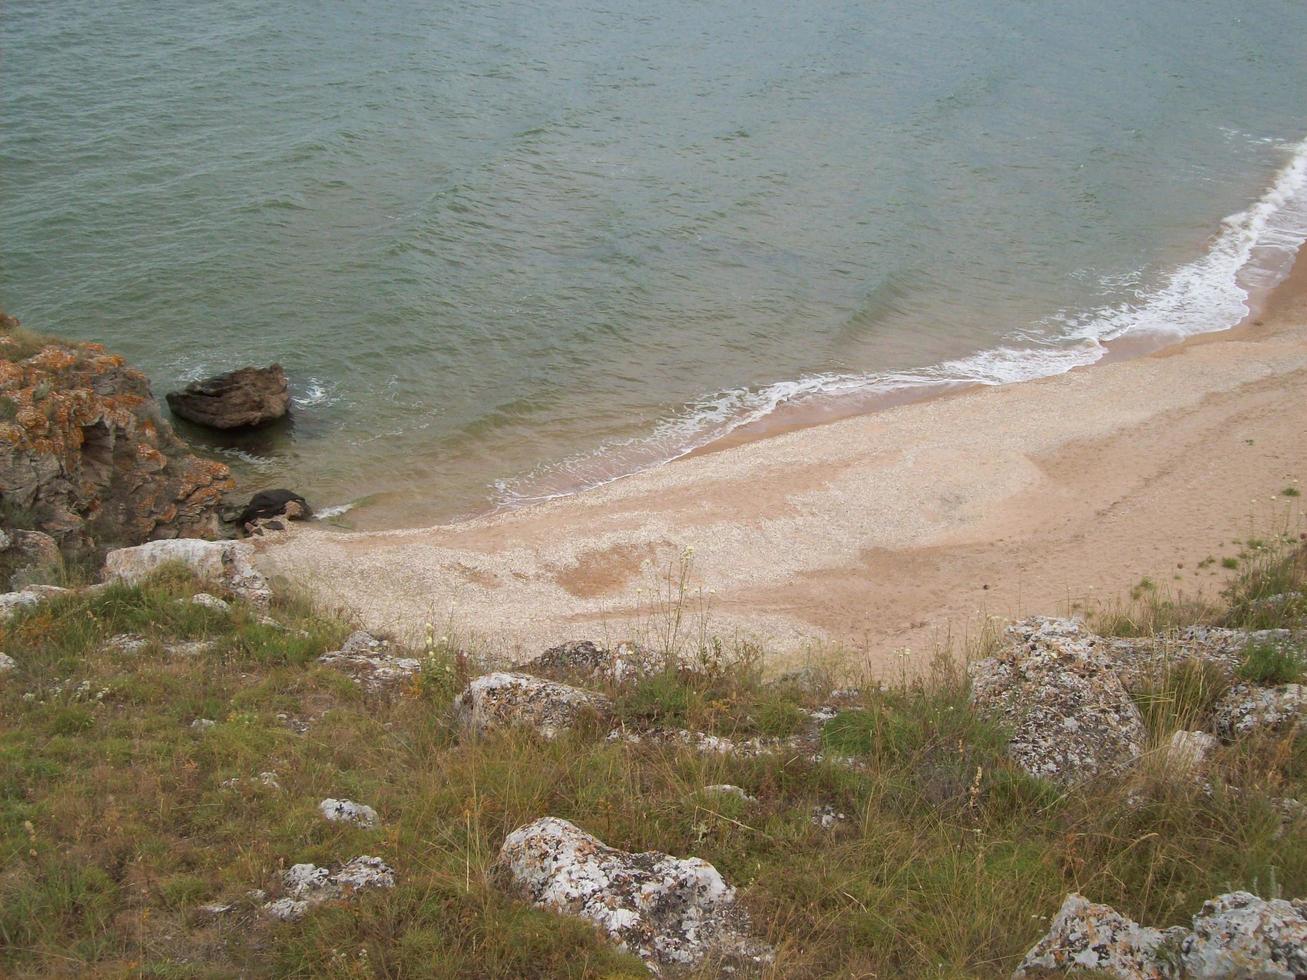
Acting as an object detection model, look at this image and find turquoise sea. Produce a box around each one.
[3,0,1306,526]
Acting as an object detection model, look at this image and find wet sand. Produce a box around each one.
[255,258,1307,675]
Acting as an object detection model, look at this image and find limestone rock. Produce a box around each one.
[0,652,15,674]
[521,639,687,686]
[166,364,290,430]
[0,589,43,621]
[319,798,379,829]
[0,317,233,550]
[1013,893,1181,978]
[262,855,394,922]
[1180,891,1307,978]
[102,538,269,603]
[1015,891,1307,979]
[1163,730,1218,775]
[701,785,756,803]
[969,617,1147,784]
[1211,683,1305,740]
[491,816,771,975]
[318,631,421,693]
[607,726,776,757]
[454,672,613,739]
[190,592,230,612]
[0,529,62,589]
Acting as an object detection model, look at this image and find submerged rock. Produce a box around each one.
[0,314,232,550]
[239,489,311,529]
[454,672,613,739]
[969,617,1147,785]
[1211,683,1305,740]
[491,816,771,975]
[102,538,270,604]
[166,364,290,430]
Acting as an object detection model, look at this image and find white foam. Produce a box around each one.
[292,378,338,409]
[494,134,1307,510]
[314,501,356,520]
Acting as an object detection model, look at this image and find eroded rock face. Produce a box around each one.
[318,631,421,693]
[262,855,394,922]
[165,365,290,430]
[0,317,232,551]
[454,672,613,739]
[1211,683,1305,740]
[1015,891,1307,980]
[492,817,771,975]
[1012,893,1181,979]
[969,617,1147,785]
[102,538,269,603]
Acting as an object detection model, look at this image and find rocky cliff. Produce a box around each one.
[0,312,233,555]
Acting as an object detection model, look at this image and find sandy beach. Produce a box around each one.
[255,258,1307,674]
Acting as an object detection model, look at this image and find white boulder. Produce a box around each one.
[454,672,612,739]
[319,798,379,829]
[103,538,270,603]
[263,855,394,921]
[492,817,771,974]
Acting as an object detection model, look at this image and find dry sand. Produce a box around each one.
[255,260,1307,675]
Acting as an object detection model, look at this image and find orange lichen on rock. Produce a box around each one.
[0,312,234,550]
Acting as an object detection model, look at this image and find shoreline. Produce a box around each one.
[258,248,1307,672]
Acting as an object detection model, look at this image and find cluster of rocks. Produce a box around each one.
[968,616,1305,786]
[0,313,234,554]
[1015,891,1307,979]
[262,856,394,922]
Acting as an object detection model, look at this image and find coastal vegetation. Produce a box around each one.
[2,528,1304,976]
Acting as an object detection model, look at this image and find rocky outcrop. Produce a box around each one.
[102,538,269,603]
[1211,683,1305,740]
[1162,730,1218,775]
[492,817,771,975]
[454,673,613,739]
[262,855,394,921]
[0,315,232,551]
[969,618,1147,785]
[318,631,421,693]
[166,365,289,430]
[1014,891,1307,979]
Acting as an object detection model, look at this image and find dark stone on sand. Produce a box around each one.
[240,489,311,527]
[166,365,290,430]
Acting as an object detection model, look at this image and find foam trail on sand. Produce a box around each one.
[494,136,1307,510]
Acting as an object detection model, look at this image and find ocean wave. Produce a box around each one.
[292,377,339,409]
[493,133,1307,510]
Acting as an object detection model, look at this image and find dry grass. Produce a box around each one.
[1,543,1304,977]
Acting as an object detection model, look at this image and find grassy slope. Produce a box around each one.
[1,542,1304,978]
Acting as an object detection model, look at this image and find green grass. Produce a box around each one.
[1,547,1305,977]
[1237,643,1305,686]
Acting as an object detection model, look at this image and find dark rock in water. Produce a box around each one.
[239,489,310,527]
[0,312,233,553]
[166,365,290,430]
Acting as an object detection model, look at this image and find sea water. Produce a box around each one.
[3,0,1306,526]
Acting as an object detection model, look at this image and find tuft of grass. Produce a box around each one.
[1237,643,1305,686]
[1131,661,1230,740]
[1283,486,1301,498]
